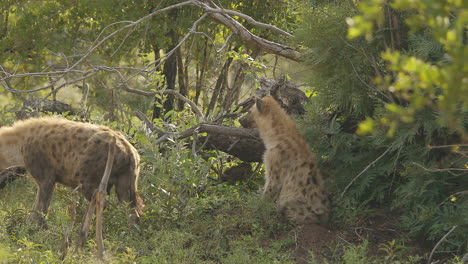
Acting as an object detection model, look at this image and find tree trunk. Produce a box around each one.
[153,11,179,119]
[222,50,257,111]
[206,57,233,116]
[176,43,187,110]
[151,44,163,120]
[162,41,177,117]
[195,40,209,105]
[0,8,8,41]
[222,61,245,111]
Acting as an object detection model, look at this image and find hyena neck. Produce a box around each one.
[258,127,290,149]
[0,127,26,170]
[257,118,299,149]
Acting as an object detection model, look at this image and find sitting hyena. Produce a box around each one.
[240,96,329,225]
[0,117,143,224]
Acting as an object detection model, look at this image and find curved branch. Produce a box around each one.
[135,110,165,137]
[162,89,205,122]
[194,0,301,61]
[1,0,301,98]
[67,1,194,72]
[202,6,293,37]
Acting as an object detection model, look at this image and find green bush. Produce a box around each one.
[296,0,468,257]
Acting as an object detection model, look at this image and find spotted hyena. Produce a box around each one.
[240,96,329,225]
[0,117,143,224]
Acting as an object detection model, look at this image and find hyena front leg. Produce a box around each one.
[263,179,278,201]
[262,150,283,202]
[28,180,55,225]
[23,148,56,226]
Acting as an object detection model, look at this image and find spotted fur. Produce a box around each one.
[242,96,329,225]
[0,117,143,224]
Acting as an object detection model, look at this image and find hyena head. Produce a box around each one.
[239,96,279,129]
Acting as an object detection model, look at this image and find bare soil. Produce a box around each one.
[292,211,427,264]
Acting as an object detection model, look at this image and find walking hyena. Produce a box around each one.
[240,96,329,225]
[0,117,143,224]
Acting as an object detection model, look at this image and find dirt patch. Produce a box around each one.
[292,211,427,263]
[294,224,336,264]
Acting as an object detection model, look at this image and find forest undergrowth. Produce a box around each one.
[0,131,464,264]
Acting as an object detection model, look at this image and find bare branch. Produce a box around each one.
[124,13,208,82]
[194,0,301,61]
[428,144,468,149]
[135,110,166,137]
[1,0,301,101]
[198,123,258,138]
[68,1,194,72]
[217,33,233,53]
[4,70,99,95]
[412,162,468,176]
[163,89,205,122]
[201,5,293,37]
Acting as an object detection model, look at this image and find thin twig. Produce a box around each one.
[340,145,394,198]
[427,226,458,264]
[428,144,468,149]
[412,162,468,174]
[61,184,82,260]
[67,1,194,73]
[217,33,233,52]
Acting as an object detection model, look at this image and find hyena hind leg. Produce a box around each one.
[28,180,55,226]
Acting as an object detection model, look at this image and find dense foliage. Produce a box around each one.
[0,0,301,120]
[297,0,467,256]
[0,0,467,262]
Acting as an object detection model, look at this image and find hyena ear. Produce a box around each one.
[255,97,265,113]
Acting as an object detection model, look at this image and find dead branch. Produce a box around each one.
[131,88,204,123]
[136,113,260,141]
[198,123,258,138]
[1,0,300,103]
[200,4,293,37]
[61,184,82,260]
[163,89,205,122]
[135,110,166,137]
[2,69,99,94]
[76,195,96,251]
[134,77,309,162]
[14,98,79,120]
[217,33,233,52]
[0,166,26,189]
[67,1,194,73]
[195,0,301,61]
[135,105,264,162]
[76,137,116,258]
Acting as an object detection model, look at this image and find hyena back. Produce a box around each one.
[241,96,329,225]
[0,117,143,224]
